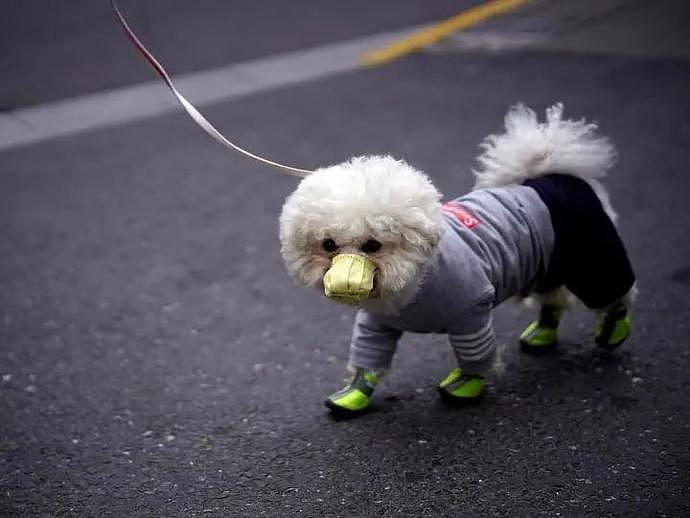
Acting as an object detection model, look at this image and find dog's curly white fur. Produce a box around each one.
[280,155,444,314]
[475,102,618,221]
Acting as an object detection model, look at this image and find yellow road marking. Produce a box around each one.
[361,0,532,67]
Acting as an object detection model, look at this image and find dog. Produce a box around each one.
[279,103,636,415]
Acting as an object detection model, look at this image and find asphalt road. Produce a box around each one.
[1,1,690,516]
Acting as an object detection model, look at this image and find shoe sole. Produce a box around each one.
[595,336,627,351]
[437,387,484,407]
[519,339,558,355]
[324,399,368,418]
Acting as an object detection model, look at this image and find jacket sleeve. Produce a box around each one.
[447,299,496,371]
[348,310,403,371]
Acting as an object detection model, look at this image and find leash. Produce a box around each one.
[110,0,313,178]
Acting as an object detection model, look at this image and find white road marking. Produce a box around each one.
[0,26,423,152]
[429,30,548,53]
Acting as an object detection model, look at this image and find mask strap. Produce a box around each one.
[111,0,313,178]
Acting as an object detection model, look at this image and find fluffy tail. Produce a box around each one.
[473,103,618,221]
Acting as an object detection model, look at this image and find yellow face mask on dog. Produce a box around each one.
[323,254,376,305]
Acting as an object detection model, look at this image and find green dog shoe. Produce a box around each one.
[520,321,558,353]
[520,304,561,354]
[437,368,486,405]
[325,370,379,416]
[595,308,631,350]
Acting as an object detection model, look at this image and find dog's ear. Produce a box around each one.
[400,218,442,252]
[388,201,443,254]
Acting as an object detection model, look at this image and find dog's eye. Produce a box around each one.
[322,238,338,253]
[361,239,382,254]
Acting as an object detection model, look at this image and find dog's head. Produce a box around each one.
[279,155,443,313]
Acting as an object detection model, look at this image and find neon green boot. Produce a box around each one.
[595,306,631,350]
[325,370,379,416]
[437,368,486,406]
[520,304,562,354]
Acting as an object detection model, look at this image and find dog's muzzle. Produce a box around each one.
[323,254,376,305]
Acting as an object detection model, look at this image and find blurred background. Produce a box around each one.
[1,1,689,516]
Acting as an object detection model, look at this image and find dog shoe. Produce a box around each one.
[520,322,558,353]
[519,304,561,354]
[595,307,631,350]
[325,370,379,415]
[437,368,485,405]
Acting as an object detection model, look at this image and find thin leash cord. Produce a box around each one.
[111,0,313,178]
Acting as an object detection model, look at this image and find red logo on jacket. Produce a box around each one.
[442,202,480,229]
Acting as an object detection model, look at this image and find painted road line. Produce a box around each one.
[0,26,422,153]
[361,0,532,67]
[427,31,547,53]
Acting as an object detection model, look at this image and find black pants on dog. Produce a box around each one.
[524,174,635,310]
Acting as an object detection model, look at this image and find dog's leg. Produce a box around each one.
[594,284,637,350]
[438,322,497,405]
[324,367,385,417]
[325,312,402,416]
[519,287,573,354]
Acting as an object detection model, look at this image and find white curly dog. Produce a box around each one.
[279,103,636,415]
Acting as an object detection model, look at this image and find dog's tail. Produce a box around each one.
[473,103,618,221]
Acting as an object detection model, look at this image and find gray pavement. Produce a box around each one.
[1,1,690,516]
